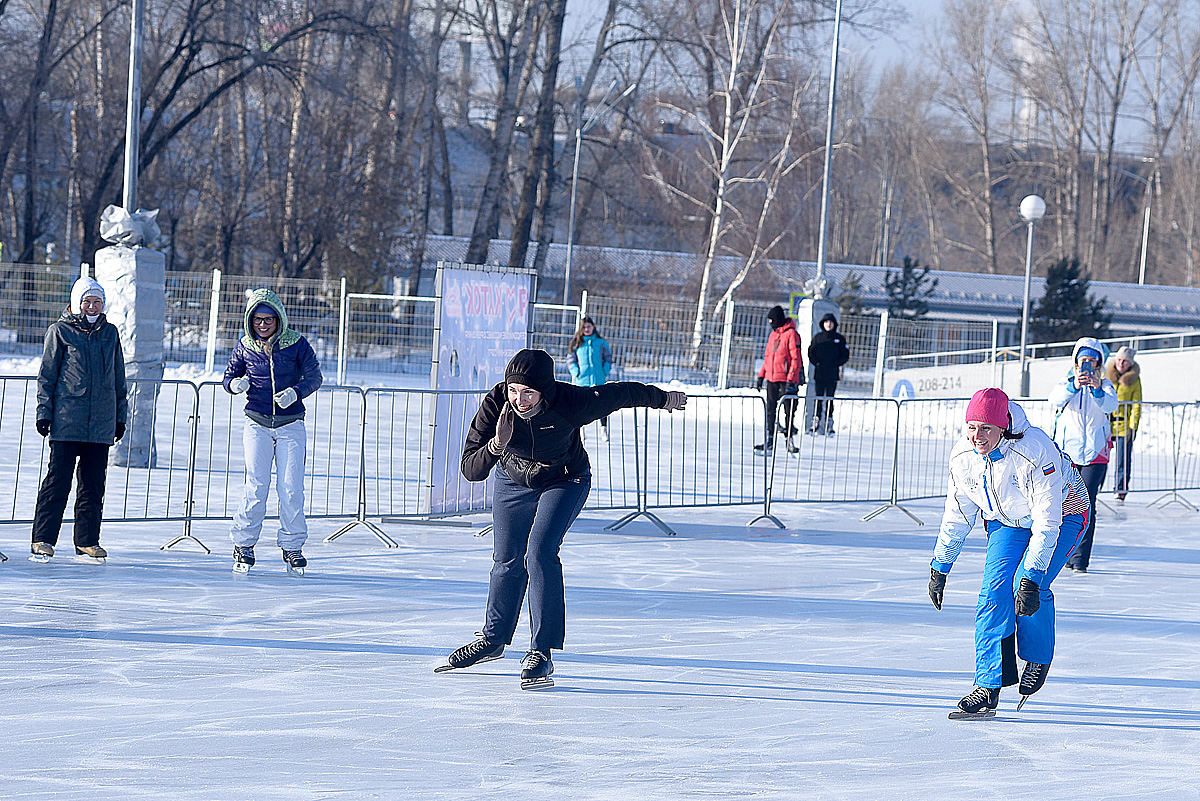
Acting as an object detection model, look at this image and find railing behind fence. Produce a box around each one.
[2,378,1197,544]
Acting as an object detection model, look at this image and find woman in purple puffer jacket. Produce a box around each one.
[222,288,322,574]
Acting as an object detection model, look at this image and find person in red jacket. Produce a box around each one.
[754,305,804,454]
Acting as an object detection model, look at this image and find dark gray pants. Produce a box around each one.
[483,469,591,652]
[1067,462,1107,570]
[32,441,110,549]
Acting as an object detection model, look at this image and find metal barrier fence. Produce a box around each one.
[3,381,1197,554]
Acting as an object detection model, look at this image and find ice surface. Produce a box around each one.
[3,496,1198,800]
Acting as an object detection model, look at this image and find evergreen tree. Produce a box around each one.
[834,270,867,315]
[885,257,938,319]
[1028,257,1112,344]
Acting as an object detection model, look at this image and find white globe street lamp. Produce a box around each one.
[1018,194,1046,397]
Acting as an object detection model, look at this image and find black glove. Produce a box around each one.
[928,568,947,610]
[754,376,764,391]
[1015,578,1040,616]
[798,374,806,386]
[36,419,51,437]
[784,383,798,396]
[115,421,126,442]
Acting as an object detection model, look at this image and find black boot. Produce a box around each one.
[520,649,554,689]
[951,686,1000,718]
[437,634,505,672]
[1017,662,1050,709]
[233,545,255,572]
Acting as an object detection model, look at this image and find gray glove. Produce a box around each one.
[229,375,250,394]
[273,387,298,409]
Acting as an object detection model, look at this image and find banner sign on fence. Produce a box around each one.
[428,262,535,515]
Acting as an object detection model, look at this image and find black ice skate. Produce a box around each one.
[1016,662,1050,711]
[753,443,774,456]
[0,549,7,562]
[435,634,505,673]
[520,650,554,690]
[233,545,255,574]
[948,686,999,720]
[29,542,54,563]
[282,549,307,576]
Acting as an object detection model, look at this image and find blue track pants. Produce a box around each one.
[974,513,1086,688]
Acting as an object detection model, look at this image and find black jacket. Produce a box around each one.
[36,310,128,444]
[462,364,669,488]
[807,315,850,382]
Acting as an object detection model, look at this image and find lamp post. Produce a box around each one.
[812,0,844,300]
[1018,194,1045,397]
[122,0,145,211]
[563,81,636,305]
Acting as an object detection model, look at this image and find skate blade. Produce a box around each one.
[286,566,305,577]
[29,554,52,564]
[233,563,252,574]
[1016,696,1031,712]
[948,709,996,720]
[74,555,106,564]
[521,677,555,690]
[433,654,504,674]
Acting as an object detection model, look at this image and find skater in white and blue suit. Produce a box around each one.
[928,388,1090,716]
[222,288,323,574]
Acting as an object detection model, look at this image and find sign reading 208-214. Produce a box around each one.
[892,374,965,399]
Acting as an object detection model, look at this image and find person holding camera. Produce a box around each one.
[1049,337,1118,574]
[754,305,804,455]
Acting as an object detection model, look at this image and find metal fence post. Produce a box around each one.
[579,289,588,324]
[862,399,924,524]
[336,276,348,385]
[1149,402,1199,511]
[204,268,221,374]
[326,388,400,546]
[717,300,735,391]
[161,381,210,552]
[748,393,785,528]
[872,310,889,398]
[605,406,676,535]
[990,318,999,387]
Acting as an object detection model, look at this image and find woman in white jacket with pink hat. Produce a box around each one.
[928,388,1089,717]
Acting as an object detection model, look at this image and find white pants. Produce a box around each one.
[230,419,308,550]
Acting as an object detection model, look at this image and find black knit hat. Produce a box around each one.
[767,305,787,328]
[504,348,558,403]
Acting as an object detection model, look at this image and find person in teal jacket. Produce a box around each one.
[566,316,614,440]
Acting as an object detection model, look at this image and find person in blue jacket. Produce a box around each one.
[566,316,614,440]
[222,288,323,574]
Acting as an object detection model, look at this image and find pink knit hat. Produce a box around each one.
[965,388,1010,429]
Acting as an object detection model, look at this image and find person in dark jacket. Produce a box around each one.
[31,277,128,561]
[755,305,804,454]
[222,288,323,574]
[440,348,687,688]
[807,313,851,435]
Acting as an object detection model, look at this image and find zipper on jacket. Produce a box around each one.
[268,339,278,413]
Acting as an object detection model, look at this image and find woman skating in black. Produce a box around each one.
[438,348,687,688]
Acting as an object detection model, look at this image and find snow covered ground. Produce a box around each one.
[2,495,1198,800]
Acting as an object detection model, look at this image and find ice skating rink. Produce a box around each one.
[2,497,1198,800]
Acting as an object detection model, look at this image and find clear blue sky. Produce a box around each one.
[561,0,946,74]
